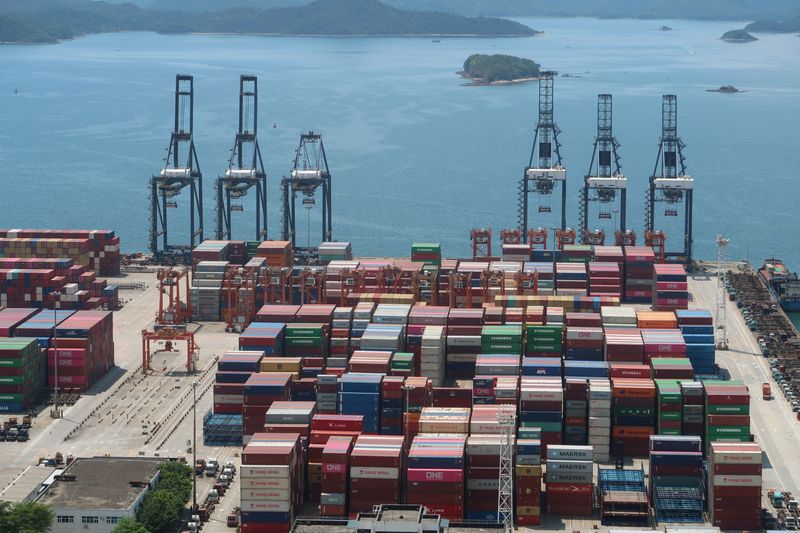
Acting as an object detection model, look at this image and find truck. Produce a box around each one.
[226,507,240,528]
[764,382,772,400]
[204,458,219,477]
[194,459,206,476]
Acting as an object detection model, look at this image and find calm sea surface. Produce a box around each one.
[0,18,798,263]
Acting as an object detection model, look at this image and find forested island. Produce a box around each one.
[745,14,800,33]
[720,29,758,42]
[0,0,537,44]
[460,54,541,85]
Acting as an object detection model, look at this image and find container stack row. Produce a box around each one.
[653,263,689,311]
[0,229,120,276]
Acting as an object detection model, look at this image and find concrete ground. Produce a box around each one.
[2,270,799,532]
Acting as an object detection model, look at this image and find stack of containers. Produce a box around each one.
[319,242,353,263]
[350,302,375,352]
[360,325,404,354]
[316,374,338,414]
[338,373,382,434]
[562,244,592,264]
[611,377,656,457]
[520,377,563,451]
[418,407,471,434]
[600,306,637,329]
[227,240,247,264]
[15,309,74,350]
[421,326,446,385]
[680,381,705,439]
[648,435,704,524]
[408,305,448,376]
[522,357,562,378]
[469,404,515,434]
[380,375,403,435]
[655,380,683,435]
[349,435,405,515]
[465,434,504,520]
[347,351,391,374]
[203,411,243,446]
[523,262,555,295]
[240,432,302,533]
[191,260,227,321]
[640,328,685,364]
[407,435,466,519]
[242,373,292,438]
[563,378,588,445]
[609,363,651,379]
[515,436,543,526]
[284,323,328,370]
[588,378,612,462]
[653,264,689,311]
[0,338,44,412]
[403,377,432,438]
[446,309,484,378]
[501,244,530,262]
[704,382,751,453]
[239,323,286,355]
[565,326,604,361]
[0,229,120,276]
[598,468,649,526]
[192,240,230,264]
[676,310,716,374]
[593,246,624,268]
[525,325,563,358]
[545,445,594,516]
[588,262,622,298]
[475,354,520,377]
[481,325,522,355]
[555,262,588,297]
[323,260,359,302]
[255,305,299,323]
[214,351,263,415]
[319,436,354,517]
[389,352,414,377]
[50,311,114,392]
[623,246,655,303]
[330,307,353,364]
[604,328,644,363]
[256,241,293,267]
[411,243,442,266]
[264,401,316,438]
[0,308,41,337]
[651,358,694,380]
[708,442,763,530]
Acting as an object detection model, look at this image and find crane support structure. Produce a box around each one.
[281,132,332,260]
[645,95,694,263]
[580,94,627,243]
[141,326,198,374]
[156,267,191,325]
[215,75,268,241]
[149,75,203,260]
[518,71,567,241]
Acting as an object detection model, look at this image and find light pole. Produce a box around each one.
[192,380,198,511]
[51,294,62,419]
[403,385,413,441]
[612,209,619,236]
[551,227,558,293]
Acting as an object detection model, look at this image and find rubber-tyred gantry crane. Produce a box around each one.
[471,228,492,259]
[223,264,259,332]
[156,267,191,325]
[281,132,332,260]
[142,326,198,374]
[518,71,567,242]
[579,94,627,244]
[149,75,203,260]
[645,95,694,263]
[215,75,268,242]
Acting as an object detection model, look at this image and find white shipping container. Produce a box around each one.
[240,465,291,479]
[240,500,291,513]
[710,451,763,465]
[588,417,611,429]
[213,394,243,404]
[447,353,478,363]
[589,427,611,438]
[467,478,499,491]
[240,488,291,501]
[520,389,564,402]
[589,407,611,418]
[447,335,482,347]
[240,477,291,490]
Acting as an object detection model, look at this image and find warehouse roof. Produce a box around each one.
[37,457,163,510]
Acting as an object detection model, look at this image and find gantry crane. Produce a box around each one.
[471,228,493,259]
[260,267,292,305]
[215,75,268,241]
[518,71,567,241]
[142,327,198,374]
[412,269,438,305]
[223,264,259,332]
[295,267,325,304]
[449,271,476,309]
[645,95,694,263]
[579,94,627,244]
[156,267,191,325]
[281,132,332,260]
[338,267,366,306]
[149,75,203,260]
[500,229,522,245]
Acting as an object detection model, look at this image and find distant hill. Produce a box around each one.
[147,0,798,21]
[0,0,537,43]
[745,14,800,33]
[461,54,540,84]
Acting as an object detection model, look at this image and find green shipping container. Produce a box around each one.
[0,376,23,386]
[706,426,750,439]
[659,411,682,421]
[706,404,749,415]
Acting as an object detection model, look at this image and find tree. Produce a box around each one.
[112,517,151,533]
[0,500,54,533]
[137,490,183,533]
[157,461,192,503]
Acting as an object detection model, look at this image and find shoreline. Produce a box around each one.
[458,71,541,86]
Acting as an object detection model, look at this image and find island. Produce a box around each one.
[706,85,744,93]
[459,54,541,85]
[0,0,538,44]
[660,25,673,31]
[721,29,758,42]
[745,14,800,33]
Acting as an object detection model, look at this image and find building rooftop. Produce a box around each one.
[37,457,163,510]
